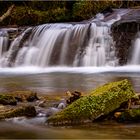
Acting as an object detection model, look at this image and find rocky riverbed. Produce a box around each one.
[0,79,140,126]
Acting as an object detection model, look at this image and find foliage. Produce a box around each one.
[47,79,135,125]
[1,0,140,25]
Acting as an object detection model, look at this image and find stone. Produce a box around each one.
[57,103,66,109]
[0,105,36,120]
[26,92,39,102]
[111,9,140,65]
[0,94,17,105]
[66,91,82,105]
[115,108,140,122]
[47,79,135,125]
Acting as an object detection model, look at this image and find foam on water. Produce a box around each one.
[0,65,140,75]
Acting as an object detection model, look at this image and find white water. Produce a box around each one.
[130,33,140,65]
[0,30,8,58]
[0,9,137,72]
[0,65,139,75]
[0,11,122,68]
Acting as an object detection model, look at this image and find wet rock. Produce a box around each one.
[0,105,36,120]
[115,108,140,122]
[15,96,23,102]
[66,91,82,105]
[111,9,140,65]
[57,103,66,109]
[26,92,39,102]
[12,90,39,102]
[47,79,135,125]
[0,95,17,105]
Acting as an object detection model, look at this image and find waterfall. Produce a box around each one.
[0,30,9,58]
[73,23,116,66]
[130,32,140,65]
[0,9,129,68]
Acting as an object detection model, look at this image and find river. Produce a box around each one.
[0,67,140,139]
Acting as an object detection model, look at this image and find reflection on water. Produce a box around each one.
[0,120,140,139]
[0,72,140,94]
[0,72,140,139]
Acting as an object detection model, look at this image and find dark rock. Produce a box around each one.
[26,92,39,102]
[0,95,17,105]
[115,108,140,122]
[101,7,113,17]
[66,90,82,105]
[0,105,36,120]
[15,96,23,102]
[111,9,140,65]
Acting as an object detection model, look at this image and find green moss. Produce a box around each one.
[0,105,36,120]
[0,94,17,105]
[47,79,135,124]
[117,109,140,122]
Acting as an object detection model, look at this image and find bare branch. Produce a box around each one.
[0,4,15,22]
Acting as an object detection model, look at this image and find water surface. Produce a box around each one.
[0,67,140,139]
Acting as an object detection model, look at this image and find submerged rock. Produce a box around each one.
[47,79,135,125]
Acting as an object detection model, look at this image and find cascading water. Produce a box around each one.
[130,32,140,65]
[0,9,130,68]
[0,30,9,58]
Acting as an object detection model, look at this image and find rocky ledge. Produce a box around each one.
[111,8,140,65]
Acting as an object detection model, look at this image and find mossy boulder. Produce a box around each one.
[0,95,17,105]
[0,105,36,120]
[47,79,135,124]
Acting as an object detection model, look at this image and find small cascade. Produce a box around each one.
[0,30,9,58]
[130,32,140,65]
[0,28,32,67]
[0,9,130,68]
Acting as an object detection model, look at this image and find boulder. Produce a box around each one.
[47,79,135,125]
[0,105,36,120]
[0,94,17,105]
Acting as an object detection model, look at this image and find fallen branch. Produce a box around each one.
[0,4,15,22]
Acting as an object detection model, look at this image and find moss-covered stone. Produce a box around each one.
[116,108,140,122]
[47,79,135,124]
[0,105,36,120]
[0,94,17,105]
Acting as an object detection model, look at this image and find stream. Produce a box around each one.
[0,68,140,139]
